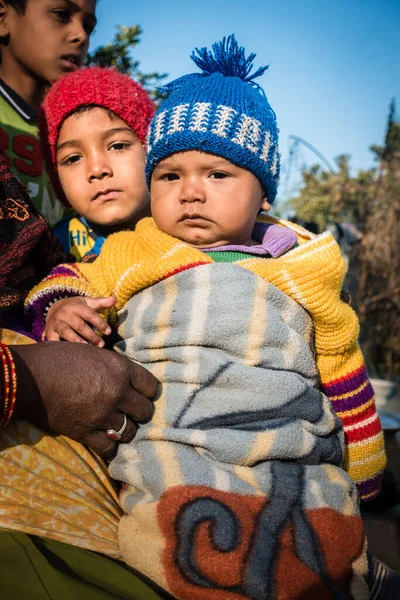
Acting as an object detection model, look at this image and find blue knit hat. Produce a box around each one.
[145,35,280,203]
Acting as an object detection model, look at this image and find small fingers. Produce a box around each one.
[86,296,116,311]
[46,320,89,344]
[46,298,112,337]
[46,330,61,341]
[75,306,112,335]
[71,316,106,346]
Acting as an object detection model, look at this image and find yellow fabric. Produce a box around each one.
[0,329,122,557]
[0,328,35,345]
[239,222,363,386]
[0,420,122,558]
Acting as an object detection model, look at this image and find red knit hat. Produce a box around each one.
[40,67,155,206]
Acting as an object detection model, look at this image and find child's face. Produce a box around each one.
[57,107,149,227]
[0,0,96,84]
[151,151,270,247]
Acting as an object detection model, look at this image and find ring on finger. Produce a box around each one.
[106,413,128,441]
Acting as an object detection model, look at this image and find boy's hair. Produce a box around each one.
[2,0,98,14]
[2,0,26,14]
[145,35,280,204]
[40,67,155,206]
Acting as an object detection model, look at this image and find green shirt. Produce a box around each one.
[0,79,64,226]
[204,249,256,262]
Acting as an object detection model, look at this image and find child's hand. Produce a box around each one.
[45,296,116,347]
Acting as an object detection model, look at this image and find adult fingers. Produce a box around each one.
[105,412,138,444]
[85,423,138,460]
[119,389,155,423]
[127,360,159,399]
[84,431,118,460]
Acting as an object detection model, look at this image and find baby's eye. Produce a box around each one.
[160,173,180,181]
[209,171,228,179]
[109,142,131,151]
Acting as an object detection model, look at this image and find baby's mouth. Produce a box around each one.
[179,213,210,222]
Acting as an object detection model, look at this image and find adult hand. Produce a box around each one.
[46,296,116,346]
[10,342,159,459]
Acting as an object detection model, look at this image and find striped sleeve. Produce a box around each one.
[25,263,107,341]
[321,361,386,502]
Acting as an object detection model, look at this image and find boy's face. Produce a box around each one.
[0,0,96,83]
[151,151,270,248]
[57,107,149,228]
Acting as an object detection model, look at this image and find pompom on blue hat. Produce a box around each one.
[145,35,280,203]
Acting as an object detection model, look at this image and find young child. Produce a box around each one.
[27,36,385,599]
[0,0,97,225]
[38,66,154,261]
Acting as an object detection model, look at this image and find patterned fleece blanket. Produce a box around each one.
[111,263,368,600]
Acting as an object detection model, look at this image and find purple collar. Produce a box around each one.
[202,222,297,257]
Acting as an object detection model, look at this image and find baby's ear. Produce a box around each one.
[260,197,271,212]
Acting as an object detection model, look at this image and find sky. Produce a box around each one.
[90,0,400,201]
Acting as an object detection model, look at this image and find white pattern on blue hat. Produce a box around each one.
[146,35,280,203]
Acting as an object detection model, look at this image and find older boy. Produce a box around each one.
[0,0,97,224]
[27,36,385,599]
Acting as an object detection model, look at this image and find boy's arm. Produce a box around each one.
[45,295,115,346]
[25,262,115,342]
[25,230,135,341]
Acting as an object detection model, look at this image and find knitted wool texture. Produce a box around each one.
[26,216,386,501]
[146,35,280,203]
[40,67,155,206]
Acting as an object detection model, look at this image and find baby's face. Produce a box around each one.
[151,151,270,248]
[57,107,149,228]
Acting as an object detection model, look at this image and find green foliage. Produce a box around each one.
[288,154,375,232]
[287,101,400,378]
[355,101,400,379]
[85,25,167,102]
